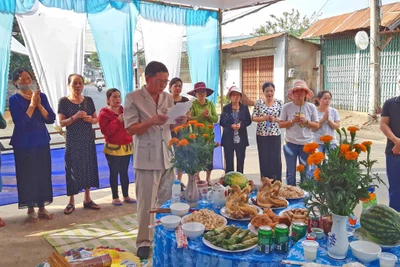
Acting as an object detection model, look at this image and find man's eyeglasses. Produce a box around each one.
[156,79,170,86]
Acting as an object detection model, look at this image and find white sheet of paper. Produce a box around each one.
[166,99,194,124]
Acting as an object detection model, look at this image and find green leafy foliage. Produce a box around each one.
[299,127,385,216]
[169,121,218,175]
[253,9,319,37]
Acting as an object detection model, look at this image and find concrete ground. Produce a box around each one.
[0,90,391,266]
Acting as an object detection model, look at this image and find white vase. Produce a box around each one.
[328,213,349,260]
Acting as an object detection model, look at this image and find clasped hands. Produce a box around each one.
[72,110,92,123]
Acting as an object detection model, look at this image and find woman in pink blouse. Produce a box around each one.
[252,82,283,180]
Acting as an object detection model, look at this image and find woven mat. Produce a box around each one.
[42,214,139,254]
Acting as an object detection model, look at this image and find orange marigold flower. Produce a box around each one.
[347,126,359,133]
[173,125,183,134]
[320,135,333,143]
[203,134,210,138]
[314,168,321,181]
[340,144,350,154]
[208,125,214,129]
[345,151,358,161]
[313,152,325,165]
[303,142,319,154]
[177,139,189,147]
[189,134,196,139]
[195,123,205,128]
[362,141,372,147]
[168,137,179,147]
[183,123,190,128]
[296,164,305,172]
[188,120,197,125]
[354,144,367,153]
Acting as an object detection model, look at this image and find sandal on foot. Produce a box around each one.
[38,210,54,220]
[64,203,75,215]
[123,198,137,204]
[83,200,100,210]
[27,212,39,223]
[0,218,5,227]
[112,200,123,206]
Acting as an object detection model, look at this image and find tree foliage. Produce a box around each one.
[253,9,319,37]
[8,33,33,80]
[88,52,101,68]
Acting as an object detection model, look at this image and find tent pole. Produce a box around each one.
[218,9,224,113]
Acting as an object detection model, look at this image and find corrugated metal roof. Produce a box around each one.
[222,33,283,50]
[301,2,400,38]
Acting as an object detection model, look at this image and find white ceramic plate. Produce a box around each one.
[354,228,400,248]
[202,237,257,253]
[219,206,263,221]
[284,191,309,200]
[248,198,289,211]
[181,214,227,231]
[248,223,258,235]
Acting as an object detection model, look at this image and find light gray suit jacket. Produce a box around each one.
[124,86,174,170]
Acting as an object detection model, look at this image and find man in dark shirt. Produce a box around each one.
[380,95,400,211]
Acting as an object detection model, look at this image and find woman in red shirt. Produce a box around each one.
[98,88,136,206]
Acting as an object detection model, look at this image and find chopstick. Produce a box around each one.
[149,208,198,214]
[281,260,335,267]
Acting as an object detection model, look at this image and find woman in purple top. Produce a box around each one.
[9,68,56,223]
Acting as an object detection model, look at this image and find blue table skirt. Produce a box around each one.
[286,234,400,267]
[153,197,306,267]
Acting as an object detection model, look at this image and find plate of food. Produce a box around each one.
[181,209,227,231]
[279,185,309,200]
[220,206,262,221]
[202,225,258,252]
[278,207,309,225]
[222,184,262,221]
[249,177,289,210]
[248,208,292,235]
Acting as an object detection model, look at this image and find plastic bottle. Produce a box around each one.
[171,180,182,203]
[362,187,377,209]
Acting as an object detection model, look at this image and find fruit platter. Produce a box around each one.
[249,177,289,209]
[202,225,258,252]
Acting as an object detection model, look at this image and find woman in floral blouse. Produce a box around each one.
[252,82,283,180]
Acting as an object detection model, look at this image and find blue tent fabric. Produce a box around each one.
[88,2,139,97]
[0,144,135,206]
[0,12,13,114]
[186,16,219,104]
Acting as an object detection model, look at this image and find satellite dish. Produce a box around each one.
[355,31,369,50]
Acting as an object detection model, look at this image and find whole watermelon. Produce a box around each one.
[360,204,400,245]
[222,172,248,189]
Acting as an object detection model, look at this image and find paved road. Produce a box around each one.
[83,84,108,112]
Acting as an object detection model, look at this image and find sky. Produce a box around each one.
[222,0,400,37]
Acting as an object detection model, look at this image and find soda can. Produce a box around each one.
[274,224,289,253]
[306,232,317,241]
[258,226,273,254]
[308,213,321,233]
[292,222,307,243]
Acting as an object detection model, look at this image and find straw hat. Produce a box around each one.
[226,86,246,100]
[187,82,214,97]
[288,80,314,100]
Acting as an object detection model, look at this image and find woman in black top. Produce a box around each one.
[220,86,252,173]
[169,78,189,182]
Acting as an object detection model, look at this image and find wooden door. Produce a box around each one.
[242,56,274,104]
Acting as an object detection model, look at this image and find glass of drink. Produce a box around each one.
[379,252,398,267]
[302,240,319,261]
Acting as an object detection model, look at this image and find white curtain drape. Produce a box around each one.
[140,17,184,82]
[16,2,86,121]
